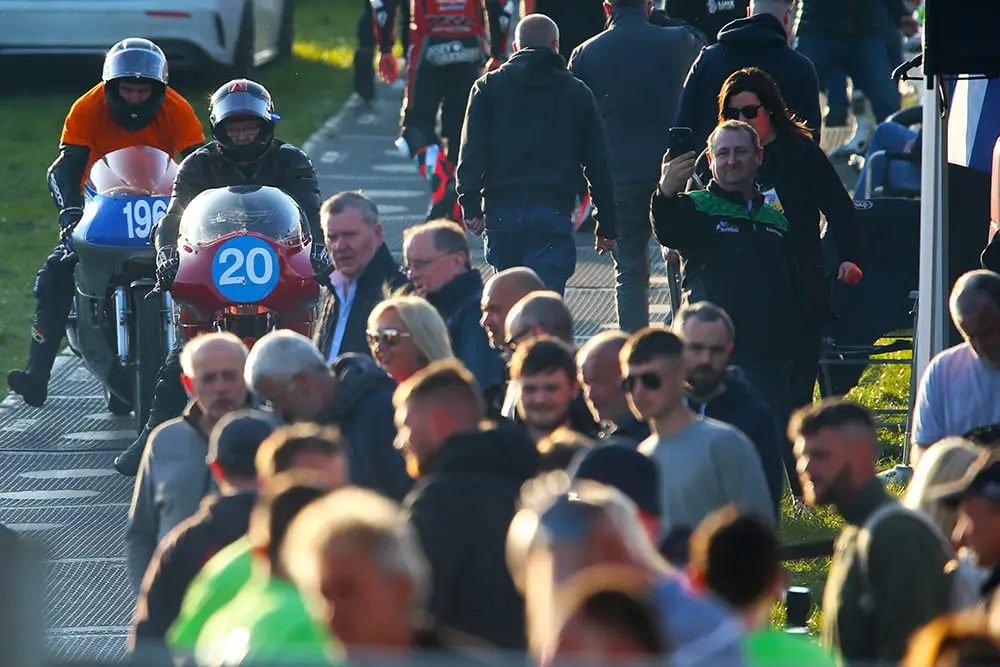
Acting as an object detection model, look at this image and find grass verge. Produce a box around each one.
[0,0,358,380]
[775,340,913,631]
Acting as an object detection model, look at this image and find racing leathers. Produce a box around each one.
[113,139,323,477]
[7,82,204,409]
[373,0,514,221]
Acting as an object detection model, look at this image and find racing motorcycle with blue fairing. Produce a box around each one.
[67,146,177,431]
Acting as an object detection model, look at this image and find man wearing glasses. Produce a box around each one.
[402,220,504,391]
[620,327,773,544]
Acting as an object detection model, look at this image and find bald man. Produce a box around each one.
[481,267,545,352]
[504,290,576,348]
[576,331,652,444]
[126,332,252,595]
[912,270,1000,466]
[456,13,618,296]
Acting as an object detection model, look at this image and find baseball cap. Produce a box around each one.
[571,444,662,517]
[208,409,281,472]
[930,449,1000,506]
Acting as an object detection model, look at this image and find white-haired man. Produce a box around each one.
[126,332,250,595]
[245,330,411,501]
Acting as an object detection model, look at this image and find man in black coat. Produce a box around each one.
[665,0,748,45]
[394,359,540,650]
[313,192,409,361]
[569,0,700,332]
[675,0,822,151]
[456,14,618,296]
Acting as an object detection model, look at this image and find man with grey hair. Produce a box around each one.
[245,329,411,501]
[314,190,408,362]
[507,477,745,666]
[404,219,504,390]
[675,0,822,150]
[912,270,1000,467]
[674,301,790,515]
[576,330,651,444]
[280,486,444,651]
[126,332,251,595]
[653,120,798,432]
[456,13,617,296]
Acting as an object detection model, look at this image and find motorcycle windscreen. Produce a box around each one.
[87,146,178,197]
[179,185,307,247]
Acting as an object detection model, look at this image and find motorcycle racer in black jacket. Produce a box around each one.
[114,80,329,477]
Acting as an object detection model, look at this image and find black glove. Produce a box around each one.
[310,243,332,283]
[155,246,180,291]
[58,206,84,252]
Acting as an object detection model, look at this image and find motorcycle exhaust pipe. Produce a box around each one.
[114,287,129,366]
[162,292,177,352]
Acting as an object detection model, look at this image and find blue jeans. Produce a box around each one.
[483,204,576,296]
[611,183,654,332]
[824,4,904,117]
[798,31,900,122]
[855,122,919,199]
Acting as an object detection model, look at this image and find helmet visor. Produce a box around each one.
[103,49,169,85]
[212,91,280,125]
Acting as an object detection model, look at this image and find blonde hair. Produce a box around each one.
[904,437,983,537]
[368,295,454,366]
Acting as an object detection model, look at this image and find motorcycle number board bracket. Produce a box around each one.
[211,236,281,303]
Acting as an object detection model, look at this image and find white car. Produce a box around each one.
[0,0,293,75]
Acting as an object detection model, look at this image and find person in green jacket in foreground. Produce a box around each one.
[168,424,351,654]
[687,504,838,667]
[193,472,345,666]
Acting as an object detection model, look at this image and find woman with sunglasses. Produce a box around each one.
[366,295,454,384]
[695,67,866,415]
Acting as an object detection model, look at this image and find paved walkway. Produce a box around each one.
[0,79,666,662]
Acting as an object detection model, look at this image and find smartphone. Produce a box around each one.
[668,127,696,157]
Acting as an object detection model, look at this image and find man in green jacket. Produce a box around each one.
[168,424,349,654]
[194,472,343,665]
[790,398,951,665]
[651,119,799,431]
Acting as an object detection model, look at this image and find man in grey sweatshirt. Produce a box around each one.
[620,327,774,544]
[125,332,252,594]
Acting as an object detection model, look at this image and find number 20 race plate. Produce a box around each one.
[211,236,281,303]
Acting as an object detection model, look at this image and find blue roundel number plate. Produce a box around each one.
[211,236,281,303]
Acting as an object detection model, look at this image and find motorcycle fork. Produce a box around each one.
[162,291,177,352]
[113,287,129,366]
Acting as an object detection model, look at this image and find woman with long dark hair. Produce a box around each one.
[696,67,865,420]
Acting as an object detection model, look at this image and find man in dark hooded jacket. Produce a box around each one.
[676,302,796,516]
[675,0,821,151]
[395,359,540,650]
[246,330,413,502]
[456,13,618,296]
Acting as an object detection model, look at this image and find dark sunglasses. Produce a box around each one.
[723,103,764,121]
[366,328,411,347]
[621,372,663,392]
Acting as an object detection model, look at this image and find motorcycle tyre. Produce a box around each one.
[131,283,164,435]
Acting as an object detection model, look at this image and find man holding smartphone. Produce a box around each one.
[650,120,799,431]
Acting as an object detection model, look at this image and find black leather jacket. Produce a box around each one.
[153,139,323,252]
